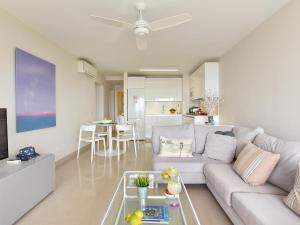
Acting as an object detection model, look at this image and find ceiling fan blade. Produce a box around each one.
[90,15,133,28]
[148,13,192,31]
[136,35,148,51]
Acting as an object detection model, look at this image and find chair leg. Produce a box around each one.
[77,140,81,159]
[123,141,127,153]
[97,140,100,153]
[117,140,120,161]
[133,139,137,158]
[103,139,106,158]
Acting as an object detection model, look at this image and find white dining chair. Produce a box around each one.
[93,122,109,148]
[112,124,137,161]
[127,119,141,148]
[77,124,106,162]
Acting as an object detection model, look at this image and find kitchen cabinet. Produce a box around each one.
[182,115,195,125]
[145,115,182,139]
[190,62,219,100]
[145,78,182,101]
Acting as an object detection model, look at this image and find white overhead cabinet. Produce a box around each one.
[190,62,219,100]
[145,78,182,101]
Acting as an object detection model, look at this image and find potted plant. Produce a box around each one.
[169,108,176,114]
[135,176,150,200]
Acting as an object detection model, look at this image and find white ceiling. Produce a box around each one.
[0,0,289,75]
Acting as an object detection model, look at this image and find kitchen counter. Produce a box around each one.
[145,114,182,116]
[183,114,208,118]
[183,114,208,125]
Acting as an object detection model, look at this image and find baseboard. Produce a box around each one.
[55,144,90,167]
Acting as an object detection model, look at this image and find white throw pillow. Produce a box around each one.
[158,136,193,158]
[203,134,237,163]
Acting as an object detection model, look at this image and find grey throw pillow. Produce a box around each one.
[194,125,233,154]
[233,126,264,158]
[254,133,300,192]
[203,134,237,163]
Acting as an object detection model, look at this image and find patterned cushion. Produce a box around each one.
[233,143,280,186]
[284,162,300,216]
[158,136,193,158]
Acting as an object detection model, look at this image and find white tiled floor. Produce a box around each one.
[16,142,232,225]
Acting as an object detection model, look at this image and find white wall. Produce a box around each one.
[0,9,98,160]
[220,0,300,141]
[114,84,123,119]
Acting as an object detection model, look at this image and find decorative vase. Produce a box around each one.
[137,187,148,207]
[208,115,215,125]
[166,181,182,208]
[138,187,148,199]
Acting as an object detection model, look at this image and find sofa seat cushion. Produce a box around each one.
[232,193,300,225]
[194,125,233,154]
[204,163,287,206]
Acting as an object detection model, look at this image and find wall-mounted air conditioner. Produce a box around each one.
[78,60,97,79]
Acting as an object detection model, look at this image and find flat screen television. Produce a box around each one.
[0,108,8,160]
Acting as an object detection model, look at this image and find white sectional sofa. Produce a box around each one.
[152,124,300,225]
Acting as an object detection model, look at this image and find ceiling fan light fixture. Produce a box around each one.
[134,26,149,36]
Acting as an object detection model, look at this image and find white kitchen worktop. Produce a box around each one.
[183,114,207,118]
[145,114,182,116]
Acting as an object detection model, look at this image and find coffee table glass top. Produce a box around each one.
[100,171,200,225]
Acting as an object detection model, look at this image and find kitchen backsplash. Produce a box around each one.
[145,102,182,115]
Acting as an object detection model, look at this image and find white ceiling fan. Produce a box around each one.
[90,2,192,50]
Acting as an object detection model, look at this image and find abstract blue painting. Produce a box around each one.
[15,48,56,133]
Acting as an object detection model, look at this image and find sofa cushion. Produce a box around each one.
[204,163,287,206]
[152,124,195,154]
[233,143,280,186]
[232,193,300,225]
[203,133,236,163]
[254,133,300,192]
[233,126,264,157]
[194,125,233,154]
[153,154,221,173]
[158,136,193,157]
[153,155,223,184]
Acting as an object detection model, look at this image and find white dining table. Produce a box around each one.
[93,122,126,157]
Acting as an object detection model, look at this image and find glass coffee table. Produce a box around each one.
[100,171,200,225]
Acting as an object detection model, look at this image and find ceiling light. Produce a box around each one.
[139,68,179,72]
